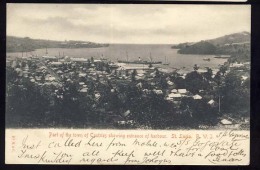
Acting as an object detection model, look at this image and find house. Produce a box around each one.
[153,89,163,95]
[167,81,174,86]
[122,110,131,117]
[193,94,202,100]
[79,82,85,85]
[50,62,62,66]
[95,92,101,100]
[57,70,63,74]
[171,89,178,93]
[208,99,216,107]
[178,89,187,94]
[39,66,47,70]
[219,118,240,128]
[70,57,88,62]
[168,93,182,98]
[220,119,232,125]
[136,82,143,89]
[241,76,248,81]
[197,69,207,73]
[42,56,57,61]
[94,59,102,63]
[23,70,29,77]
[230,62,244,68]
[79,88,88,93]
[166,93,182,101]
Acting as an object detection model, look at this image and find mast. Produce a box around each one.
[126,51,129,64]
[219,95,221,113]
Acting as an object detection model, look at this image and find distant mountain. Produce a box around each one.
[172,31,250,55]
[171,42,195,49]
[178,41,217,55]
[6,36,109,53]
[207,31,250,46]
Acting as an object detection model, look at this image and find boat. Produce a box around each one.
[100,54,108,61]
[117,60,162,64]
[203,58,210,61]
[117,52,162,64]
[214,55,230,59]
[108,62,119,68]
[162,56,170,65]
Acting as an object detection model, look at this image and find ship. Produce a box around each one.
[214,55,230,59]
[117,52,162,64]
[203,58,211,61]
[117,59,162,64]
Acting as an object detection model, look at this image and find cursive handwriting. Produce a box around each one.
[12,130,249,165]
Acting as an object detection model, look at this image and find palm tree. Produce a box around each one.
[193,64,199,71]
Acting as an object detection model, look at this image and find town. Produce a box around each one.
[6,47,250,129]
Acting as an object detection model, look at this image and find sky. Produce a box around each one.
[7,4,251,44]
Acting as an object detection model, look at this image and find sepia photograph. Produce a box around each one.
[5,3,253,165]
[6,4,250,130]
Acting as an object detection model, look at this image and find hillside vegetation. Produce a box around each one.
[7,36,109,52]
[172,31,250,55]
[178,41,217,55]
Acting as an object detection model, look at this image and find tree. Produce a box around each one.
[159,76,168,89]
[193,64,199,71]
[214,71,222,86]
[185,71,205,94]
[86,59,91,67]
[174,76,185,89]
[203,68,213,81]
[131,69,137,82]
[220,70,249,116]
[96,74,100,82]
[125,70,129,76]
[6,78,50,127]
[105,63,111,73]
[154,68,160,78]
[219,65,227,76]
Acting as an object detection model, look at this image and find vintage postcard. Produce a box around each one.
[6,4,250,165]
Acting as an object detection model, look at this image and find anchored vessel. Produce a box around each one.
[117,52,162,64]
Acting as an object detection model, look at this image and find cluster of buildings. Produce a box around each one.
[7,53,249,103]
[6,53,250,127]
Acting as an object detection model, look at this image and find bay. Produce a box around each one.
[7,44,227,72]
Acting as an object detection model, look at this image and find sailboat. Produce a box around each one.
[163,56,170,65]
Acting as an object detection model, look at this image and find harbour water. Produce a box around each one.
[7,44,228,72]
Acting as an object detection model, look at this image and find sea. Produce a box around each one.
[7,44,228,72]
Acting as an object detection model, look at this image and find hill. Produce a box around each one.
[173,31,250,55]
[6,36,109,52]
[207,31,250,46]
[178,41,217,55]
